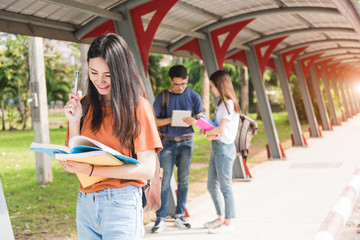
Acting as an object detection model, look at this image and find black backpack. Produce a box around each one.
[235,114,258,161]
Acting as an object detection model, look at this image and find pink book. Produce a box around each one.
[195,116,217,130]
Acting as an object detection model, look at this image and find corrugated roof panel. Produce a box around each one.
[284,0,334,8]
[23,1,49,16]
[0,0,15,9]
[4,0,33,12]
[44,7,71,22]
[161,5,209,31]
[326,32,360,40]
[154,28,182,43]
[338,42,360,48]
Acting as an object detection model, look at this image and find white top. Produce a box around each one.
[214,99,240,144]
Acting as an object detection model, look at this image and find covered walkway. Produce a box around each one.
[144,115,360,240]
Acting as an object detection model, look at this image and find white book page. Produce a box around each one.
[171,110,191,127]
[68,135,122,156]
[30,142,70,153]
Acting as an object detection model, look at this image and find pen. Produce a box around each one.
[73,69,79,94]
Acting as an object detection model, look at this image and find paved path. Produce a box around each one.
[144,115,360,240]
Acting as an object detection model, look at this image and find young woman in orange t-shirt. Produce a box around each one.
[62,33,162,239]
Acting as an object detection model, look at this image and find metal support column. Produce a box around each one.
[309,66,331,130]
[274,57,305,146]
[345,80,357,115]
[198,38,219,77]
[322,71,339,125]
[294,62,321,137]
[28,36,53,184]
[246,47,282,159]
[80,43,89,95]
[330,74,345,121]
[346,80,356,116]
[113,7,155,103]
[338,77,351,118]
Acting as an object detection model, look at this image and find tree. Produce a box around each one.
[148,53,164,95]
[0,34,29,130]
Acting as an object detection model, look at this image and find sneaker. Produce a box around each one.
[208,224,233,234]
[174,216,191,229]
[204,219,222,229]
[151,218,166,233]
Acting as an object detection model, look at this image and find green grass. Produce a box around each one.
[0,110,304,239]
[0,128,78,239]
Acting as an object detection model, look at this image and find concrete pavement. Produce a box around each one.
[144,115,360,240]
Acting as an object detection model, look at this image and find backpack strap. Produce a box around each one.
[161,90,169,134]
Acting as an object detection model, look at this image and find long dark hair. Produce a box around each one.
[87,33,147,150]
[209,70,241,115]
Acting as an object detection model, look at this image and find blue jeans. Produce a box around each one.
[76,185,144,240]
[156,139,193,219]
[207,140,236,219]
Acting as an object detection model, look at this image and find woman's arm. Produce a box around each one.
[204,118,230,140]
[64,93,82,138]
[60,149,157,181]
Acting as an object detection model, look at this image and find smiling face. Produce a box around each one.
[89,57,111,103]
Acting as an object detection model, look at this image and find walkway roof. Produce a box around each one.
[1,0,360,71]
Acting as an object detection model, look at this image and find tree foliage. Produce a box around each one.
[0,33,78,130]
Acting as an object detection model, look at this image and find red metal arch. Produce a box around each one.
[281,46,308,78]
[173,38,203,59]
[130,0,179,74]
[210,18,255,69]
[226,50,248,66]
[300,53,323,81]
[254,36,288,75]
[81,20,116,40]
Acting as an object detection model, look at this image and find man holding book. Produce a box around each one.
[152,65,203,233]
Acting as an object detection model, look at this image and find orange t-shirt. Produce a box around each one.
[65,96,163,193]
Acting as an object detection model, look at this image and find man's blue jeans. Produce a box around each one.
[156,139,193,219]
[207,140,236,219]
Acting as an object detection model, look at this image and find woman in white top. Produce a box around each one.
[204,70,241,234]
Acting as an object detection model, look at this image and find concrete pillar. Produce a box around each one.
[294,62,321,137]
[274,57,305,146]
[28,36,53,184]
[309,66,331,130]
[338,78,351,118]
[80,43,89,95]
[322,71,339,125]
[245,47,282,159]
[348,81,359,114]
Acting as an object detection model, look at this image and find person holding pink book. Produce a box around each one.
[204,70,241,234]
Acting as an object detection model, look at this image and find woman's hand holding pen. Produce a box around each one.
[64,93,83,124]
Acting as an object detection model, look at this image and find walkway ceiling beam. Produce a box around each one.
[176,1,222,20]
[245,27,356,46]
[300,47,360,59]
[0,9,77,31]
[38,0,124,21]
[315,53,360,63]
[169,6,341,51]
[275,39,360,54]
[202,7,340,32]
